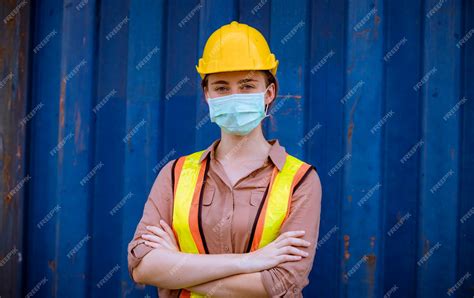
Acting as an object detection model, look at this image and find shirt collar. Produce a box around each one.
[198,138,287,171]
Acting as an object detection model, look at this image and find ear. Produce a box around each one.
[203,86,210,103]
[264,83,276,105]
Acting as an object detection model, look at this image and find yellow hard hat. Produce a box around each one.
[196,21,279,79]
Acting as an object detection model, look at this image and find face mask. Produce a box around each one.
[208,86,271,136]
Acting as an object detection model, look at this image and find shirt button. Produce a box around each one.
[224,246,230,252]
[293,287,299,293]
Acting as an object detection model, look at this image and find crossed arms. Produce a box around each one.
[132,220,310,297]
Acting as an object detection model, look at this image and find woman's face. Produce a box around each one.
[204,70,276,106]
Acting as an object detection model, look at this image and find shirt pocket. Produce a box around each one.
[202,186,215,206]
[250,190,265,207]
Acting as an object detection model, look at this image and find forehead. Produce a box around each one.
[207,70,265,84]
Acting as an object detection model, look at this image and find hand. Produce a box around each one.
[241,230,310,273]
[141,220,180,252]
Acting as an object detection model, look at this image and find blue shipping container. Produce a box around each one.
[0,0,473,297]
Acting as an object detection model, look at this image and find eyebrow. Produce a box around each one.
[210,80,229,85]
[210,78,259,85]
[238,78,258,84]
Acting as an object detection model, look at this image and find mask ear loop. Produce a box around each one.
[263,84,272,119]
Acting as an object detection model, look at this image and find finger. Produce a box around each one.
[160,220,178,246]
[276,237,311,248]
[141,233,163,244]
[142,236,174,250]
[280,246,309,257]
[275,230,306,242]
[143,240,160,249]
[278,255,302,263]
[146,225,173,243]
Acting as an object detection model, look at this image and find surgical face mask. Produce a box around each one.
[208,86,271,136]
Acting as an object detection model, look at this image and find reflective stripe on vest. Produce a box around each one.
[171,150,313,298]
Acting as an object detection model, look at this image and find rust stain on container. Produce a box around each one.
[3,152,12,203]
[74,102,85,152]
[366,254,377,295]
[347,122,354,142]
[347,97,359,142]
[423,239,430,255]
[48,259,57,272]
[58,81,66,165]
[370,236,375,249]
[344,235,350,260]
[276,94,302,99]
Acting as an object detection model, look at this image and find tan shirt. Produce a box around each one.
[127,139,322,297]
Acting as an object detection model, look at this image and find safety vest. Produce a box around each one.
[171,150,313,298]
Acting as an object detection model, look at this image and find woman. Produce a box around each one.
[127,21,322,298]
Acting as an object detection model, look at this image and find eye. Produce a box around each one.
[240,84,255,90]
[214,86,229,92]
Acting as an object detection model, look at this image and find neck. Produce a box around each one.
[215,125,271,162]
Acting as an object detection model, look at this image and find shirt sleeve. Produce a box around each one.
[260,168,323,297]
[127,159,176,283]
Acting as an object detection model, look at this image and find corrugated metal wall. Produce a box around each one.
[1,0,473,297]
